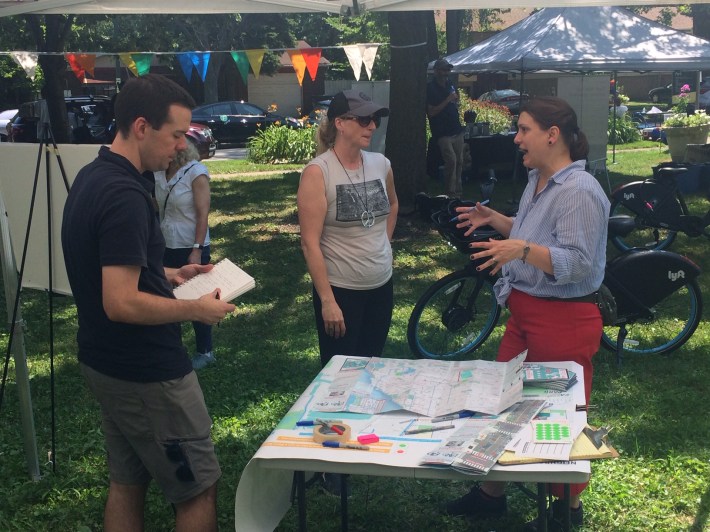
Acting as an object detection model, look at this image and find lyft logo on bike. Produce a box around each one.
[668,270,686,282]
[623,192,636,201]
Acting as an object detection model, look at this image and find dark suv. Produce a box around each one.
[9,96,114,144]
[9,96,216,159]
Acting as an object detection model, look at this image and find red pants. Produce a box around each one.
[498,289,602,498]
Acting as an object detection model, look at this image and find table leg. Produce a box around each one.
[536,482,548,532]
[340,474,349,532]
[293,471,307,532]
[562,483,571,532]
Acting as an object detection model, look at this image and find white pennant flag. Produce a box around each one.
[343,44,364,81]
[11,52,39,81]
[361,44,379,81]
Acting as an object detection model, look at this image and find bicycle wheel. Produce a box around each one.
[407,269,500,360]
[600,279,702,356]
[609,198,678,251]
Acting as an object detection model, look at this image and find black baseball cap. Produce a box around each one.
[327,90,390,121]
[433,58,454,71]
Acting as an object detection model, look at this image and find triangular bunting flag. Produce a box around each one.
[361,44,379,80]
[131,53,153,76]
[245,49,265,79]
[119,53,139,77]
[11,52,38,81]
[287,49,307,86]
[301,48,322,82]
[177,53,194,82]
[65,53,87,82]
[190,52,210,82]
[343,45,364,81]
[230,51,250,85]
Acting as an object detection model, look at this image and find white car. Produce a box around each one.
[0,108,18,142]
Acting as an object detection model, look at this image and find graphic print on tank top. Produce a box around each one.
[335,180,389,223]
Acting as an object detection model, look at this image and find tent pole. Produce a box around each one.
[0,192,41,481]
[612,71,617,164]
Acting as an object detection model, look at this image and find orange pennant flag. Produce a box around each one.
[287,49,307,86]
[65,53,86,81]
[301,48,322,82]
[245,49,265,79]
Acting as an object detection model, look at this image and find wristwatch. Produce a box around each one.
[521,242,531,263]
[192,243,204,249]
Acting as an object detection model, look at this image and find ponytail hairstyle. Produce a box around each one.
[520,96,589,161]
[315,117,337,156]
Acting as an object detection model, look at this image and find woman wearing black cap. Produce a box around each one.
[297,89,399,368]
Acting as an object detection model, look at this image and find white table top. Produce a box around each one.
[234,356,589,531]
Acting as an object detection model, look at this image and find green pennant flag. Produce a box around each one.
[230,51,249,85]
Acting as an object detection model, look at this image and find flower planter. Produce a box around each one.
[665,125,710,162]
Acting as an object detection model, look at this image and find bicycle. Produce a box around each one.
[609,165,710,251]
[408,198,704,366]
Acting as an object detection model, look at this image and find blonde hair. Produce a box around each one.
[316,117,338,156]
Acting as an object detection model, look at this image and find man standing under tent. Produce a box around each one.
[427,58,465,198]
[62,74,234,531]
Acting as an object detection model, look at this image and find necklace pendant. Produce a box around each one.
[361,210,375,228]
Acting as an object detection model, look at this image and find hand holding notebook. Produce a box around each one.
[173,258,255,303]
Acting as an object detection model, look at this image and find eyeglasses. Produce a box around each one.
[164,441,196,482]
[341,115,381,128]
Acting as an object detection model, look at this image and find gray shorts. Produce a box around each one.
[80,363,221,504]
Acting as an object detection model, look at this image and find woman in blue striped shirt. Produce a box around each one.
[446,96,610,530]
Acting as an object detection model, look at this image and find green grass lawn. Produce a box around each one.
[1,145,709,531]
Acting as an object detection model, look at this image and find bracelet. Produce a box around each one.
[521,242,531,263]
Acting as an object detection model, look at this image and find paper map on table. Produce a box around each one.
[314,351,526,417]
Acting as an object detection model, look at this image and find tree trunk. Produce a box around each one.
[692,5,710,40]
[387,11,430,213]
[446,10,465,55]
[25,14,73,144]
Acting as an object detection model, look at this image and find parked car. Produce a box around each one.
[10,96,115,144]
[190,100,302,146]
[477,89,528,114]
[187,123,216,160]
[0,109,18,141]
[648,83,672,104]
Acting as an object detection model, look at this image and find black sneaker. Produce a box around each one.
[444,486,507,518]
[524,499,584,531]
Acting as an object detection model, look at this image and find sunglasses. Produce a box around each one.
[164,441,196,482]
[341,115,381,128]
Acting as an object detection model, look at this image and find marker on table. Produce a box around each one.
[296,419,343,427]
[322,441,370,451]
[430,411,474,423]
[404,424,455,435]
[450,199,490,222]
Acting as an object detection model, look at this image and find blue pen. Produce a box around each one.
[430,411,475,423]
[296,419,342,427]
[449,199,490,223]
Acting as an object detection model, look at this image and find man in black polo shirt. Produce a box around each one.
[427,58,465,197]
[62,74,234,531]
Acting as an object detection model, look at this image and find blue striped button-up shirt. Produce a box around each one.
[493,160,611,307]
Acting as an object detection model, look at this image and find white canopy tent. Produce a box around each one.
[1,0,710,17]
[442,6,710,74]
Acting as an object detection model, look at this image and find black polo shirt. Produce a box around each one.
[62,146,191,382]
[427,78,464,139]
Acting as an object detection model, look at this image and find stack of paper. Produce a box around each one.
[522,364,577,391]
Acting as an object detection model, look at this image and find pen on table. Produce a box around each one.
[296,419,343,427]
[449,199,490,223]
[404,424,455,435]
[315,418,344,435]
[576,404,597,412]
[322,441,370,451]
[430,411,474,423]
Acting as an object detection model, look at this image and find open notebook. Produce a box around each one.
[173,258,255,303]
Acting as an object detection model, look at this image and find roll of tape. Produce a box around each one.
[313,423,351,443]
